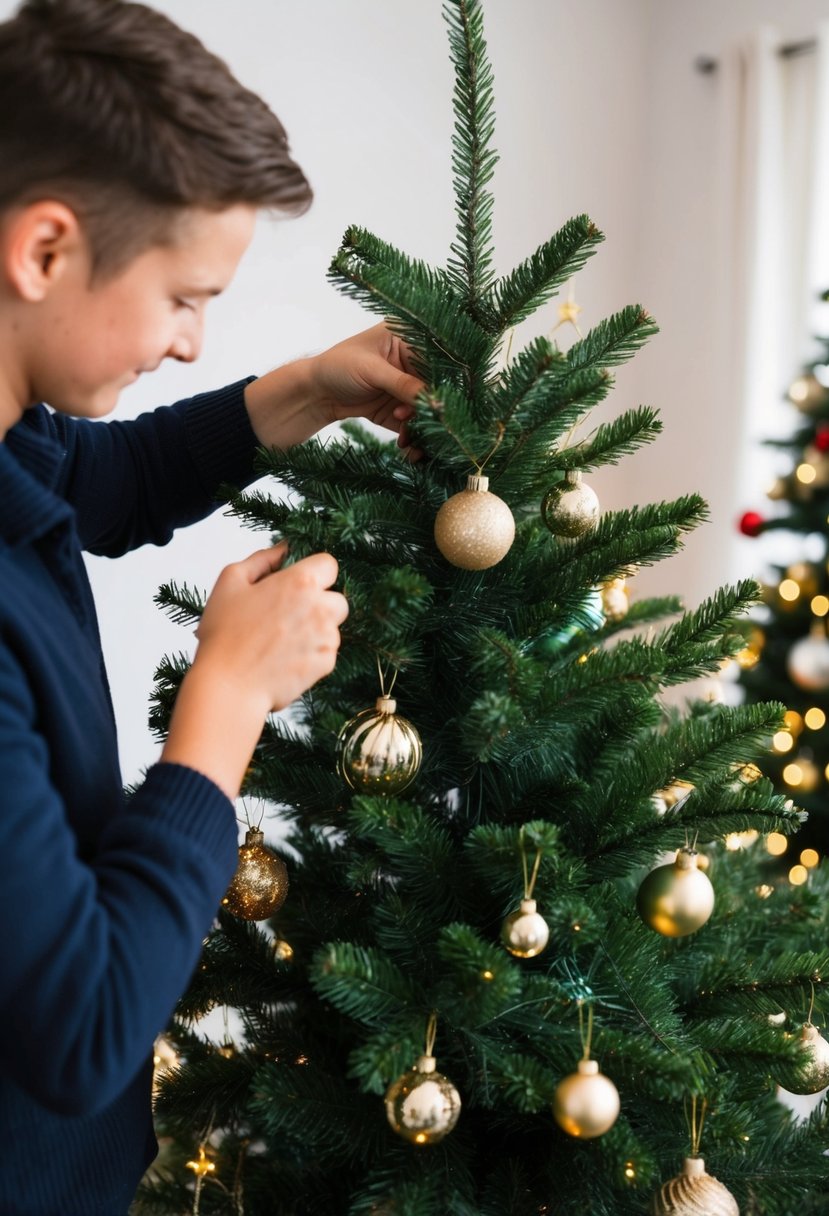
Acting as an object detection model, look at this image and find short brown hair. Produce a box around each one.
[0,0,312,276]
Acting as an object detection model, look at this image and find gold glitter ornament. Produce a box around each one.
[541,470,600,538]
[601,576,629,622]
[434,473,515,570]
[501,897,550,958]
[637,848,714,937]
[337,695,422,794]
[650,1156,738,1216]
[221,827,289,921]
[552,1058,620,1139]
[385,1054,462,1145]
[776,1022,829,1095]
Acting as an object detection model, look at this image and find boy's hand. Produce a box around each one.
[194,544,348,714]
[244,324,425,459]
[160,544,348,799]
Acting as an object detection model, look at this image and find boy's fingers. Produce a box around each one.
[294,551,340,589]
[242,542,289,583]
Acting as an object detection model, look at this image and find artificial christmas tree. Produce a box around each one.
[136,4,829,1213]
[737,303,829,864]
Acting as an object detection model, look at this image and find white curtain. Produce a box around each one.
[716,24,829,577]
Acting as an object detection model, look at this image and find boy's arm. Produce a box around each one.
[0,545,345,1116]
[53,377,260,557]
[53,324,423,558]
[0,641,238,1117]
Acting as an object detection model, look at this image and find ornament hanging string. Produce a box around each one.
[519,826,543,901]
[376,657,399,700]
[425,1010,438,1058]
[578,999,594,1062]
[236,798,265,833]
[684,1094,707,1157]
[426,391,506,476]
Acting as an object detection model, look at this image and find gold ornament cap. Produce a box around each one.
[375,695,397,715]
[466,473,489,492]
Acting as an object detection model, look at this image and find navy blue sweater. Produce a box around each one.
[0,381,260,1215]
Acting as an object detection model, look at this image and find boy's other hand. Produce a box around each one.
[162,544,348,800]
[194,543,348,715]
[244,324,425,459]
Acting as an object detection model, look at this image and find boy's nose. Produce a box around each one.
[169,318,203,363]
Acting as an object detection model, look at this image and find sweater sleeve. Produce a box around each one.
[52,378,261,557]
[0,642,239,1117]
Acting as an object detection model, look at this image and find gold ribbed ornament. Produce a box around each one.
[552,1058,620,1139]
[434,474,515,570]
[336,695,422,794]
[221,827,289,920]
[776,1022,829,1095]
[501,897,549,958]
[601,576,629,622]
[637,848,714,937]
[384,1054,461,1145]
[541,470,600,538]
[650,1156,739,1216]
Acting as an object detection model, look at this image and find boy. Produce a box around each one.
[0,1,423,1212]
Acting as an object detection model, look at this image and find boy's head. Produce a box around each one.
[0,0,312,280]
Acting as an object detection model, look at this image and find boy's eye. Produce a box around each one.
[175,298,197,311]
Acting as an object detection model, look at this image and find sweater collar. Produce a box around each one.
[0,406,72,549]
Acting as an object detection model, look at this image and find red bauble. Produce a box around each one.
[738,510,764,537]
[815,425,829,453]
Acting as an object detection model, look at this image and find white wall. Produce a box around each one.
[4,0,828,781]
[620,0,829,606]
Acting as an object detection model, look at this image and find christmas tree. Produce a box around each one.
[136,4,829,1213]
[737,317,829,868]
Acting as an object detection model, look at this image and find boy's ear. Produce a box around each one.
[2,201,84,302]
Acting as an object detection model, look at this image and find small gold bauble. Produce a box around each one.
[787,627,829,691]
[272,937,294,962]
[787,373,825,413]
[552,1058,620,1139]
[776,1023,829,1095]
[601,577,629,622]
[650,1156,738,1216]
[384,1054,461,1144]
[501,898,550,958]
[221,827,289,921]
[434,474,515,570]
[541,470,600,538]
[336,695,423,794]
[636,849,714,937]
